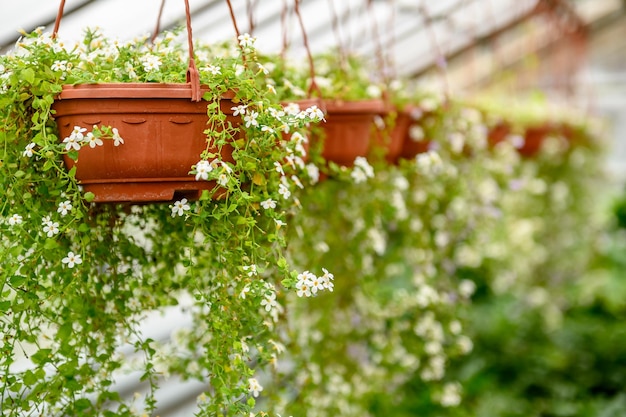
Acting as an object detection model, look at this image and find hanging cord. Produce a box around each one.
[366,0,390,97]
[418,2,450,103]
[326,0,347,71]
[52,0,66,39]
[151,0,167,44]
[183,0,201,101]
[280,0,290,59]
[294,0,321,98]
[246,0,259,35]
[385,0,398,82]
[224,0,247,65]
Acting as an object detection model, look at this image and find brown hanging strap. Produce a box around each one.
[183,0,201,101]
[293,0,321,98]
[52,0,66,38]
[52,0,202,102]
[151,0,168,44]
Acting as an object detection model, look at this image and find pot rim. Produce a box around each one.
[321,98,387,115]
[56,83,235,101]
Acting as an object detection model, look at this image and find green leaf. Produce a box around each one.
[0,301,11,312]
[22,370,38,386]
[43,238,59,250]
[9,275,26,287]
[84,192,95,202]
[20,68,35,84]
[74,398,92,412]
[58,322,72,341]
[31,348,52,365]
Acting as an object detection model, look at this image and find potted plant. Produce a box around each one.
[0,18,329,416]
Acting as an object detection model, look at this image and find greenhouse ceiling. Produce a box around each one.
[0,0,613,85]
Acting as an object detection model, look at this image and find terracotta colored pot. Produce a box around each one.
[520,124,555,157]
[53,83,239,203]
[370,106,410,164]
[315,98,386,167]
[487,122,512,147]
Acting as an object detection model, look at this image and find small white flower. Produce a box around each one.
[283,102,301,115]
[217,173,229,187]
[306,163,320,184]
[291,175,304,189]
[320,268,334,291]
[51,60,67,72]
[366,84,382,98]
[238,33,256,48]
[243,264,257,277]
[439,382,462,407]
[112,128,124,146]
[141,54,162,72]
[260,292,278,312]
[194,160,213,181]
[351,156,375,183]
[170,198,190,217]
[231,105,247,117]
[459,279,476,298]
[278,183,291,200]
[244,111,259,128]
[71,126,87,138]
[274,161,285,175]
[7,214,23,226]
[354,156,374,178]
[248,378,263,397]
[309,275,324,295]
[274,218,287,228]
[204,64,221,75]
[239,285,251,299]
[295,271,316,297]
[257,63,270,75]
[409,125,425,141]
[260,199,277,210]
[57,200,72,216]
[268,107,285,120]
[305,105,325,121]
[62,134,82,151]
[62,251,82,268]
[42,219,60,237]
[23,142,36,157]
[85,132,103,148]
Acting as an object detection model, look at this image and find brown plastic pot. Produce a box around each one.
[52,83,239,203]
[370,105,409,164]
[398,107,431,161]
[521,123,556,157]
[487,121,512,148]
[315,98,386,167]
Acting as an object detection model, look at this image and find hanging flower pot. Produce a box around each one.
[369,105,408,164]
[316,98,386,167]
[520,123,556,156]
[398,106,433,160]
[487,121,512,148]
[53,84,239,202]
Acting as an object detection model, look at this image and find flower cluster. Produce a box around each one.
[295,268,334,297]
[351,156,375,183]
[60,125,124,152]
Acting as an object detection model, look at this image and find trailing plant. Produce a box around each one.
[0,27,327,416]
